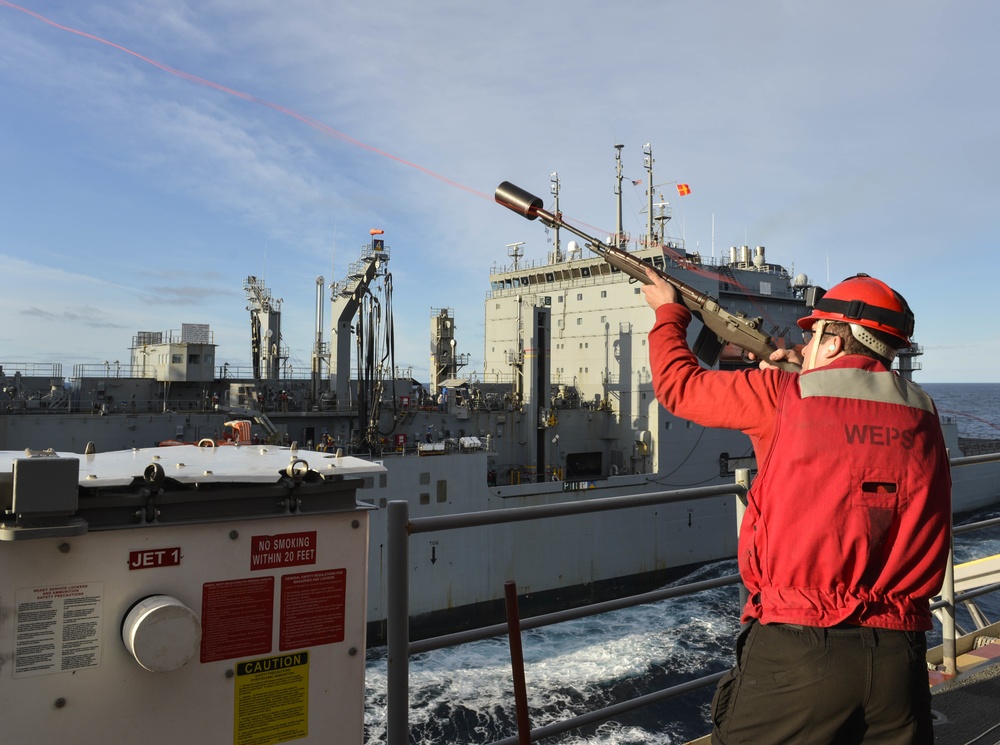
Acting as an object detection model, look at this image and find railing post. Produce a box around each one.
[387,500,410,745]
[941,541,957,676]
[735,469,751,611]
[504,581,532,745]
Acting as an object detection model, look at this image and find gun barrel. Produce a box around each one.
[495,181,551,222]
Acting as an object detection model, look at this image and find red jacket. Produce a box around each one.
[649,304,951,631]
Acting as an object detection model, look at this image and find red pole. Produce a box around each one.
[504,580,532,744]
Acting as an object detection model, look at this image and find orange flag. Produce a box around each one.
[676,183,691,196]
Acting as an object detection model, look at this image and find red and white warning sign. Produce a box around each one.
[200,577,275,663]
[280,569,346,651]
[250,531,318,571]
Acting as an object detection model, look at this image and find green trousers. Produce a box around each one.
[711,620,932,744]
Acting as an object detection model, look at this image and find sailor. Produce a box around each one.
[643,269,950,745]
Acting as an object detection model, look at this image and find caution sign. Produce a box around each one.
[234,651,309,745]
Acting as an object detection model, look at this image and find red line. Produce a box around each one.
[0,0,488,199]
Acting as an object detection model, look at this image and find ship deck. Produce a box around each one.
[930,636,1000,745]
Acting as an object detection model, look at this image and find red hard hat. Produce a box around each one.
[797,274,914,346]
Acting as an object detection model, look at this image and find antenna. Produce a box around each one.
[549,172,561,262]
[506,241,525,270]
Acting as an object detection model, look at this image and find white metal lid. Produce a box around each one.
[121,595,201,672]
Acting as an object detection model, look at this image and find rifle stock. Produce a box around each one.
[495,181,800,373]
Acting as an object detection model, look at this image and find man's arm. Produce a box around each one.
[645,273,788,443]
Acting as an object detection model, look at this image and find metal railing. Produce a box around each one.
[384,452,1000,744]
[385,473,751,745]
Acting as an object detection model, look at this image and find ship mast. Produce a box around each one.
[614,143,625,247]
[643,143,655,248]
[311,275,327,403]
[550,171,561,262]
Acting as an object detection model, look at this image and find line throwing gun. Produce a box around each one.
[494,181,800,373]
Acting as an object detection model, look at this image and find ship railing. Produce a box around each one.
[384,474,751,745]
[71,363,156,379]
[0,361,64,378]
[384,451,1000,745]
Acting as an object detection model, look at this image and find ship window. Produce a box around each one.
[437,481,447,502]
[601,291,607,298]
[576,318,582,325]
[577,293,583,301]
[171,354,183,364]
[665,421,672,430]
[188,354,200,364]
[601,316,606,323]
[581,266,591,277]
[379,498,387,509]
[653,256,664,268]
[634,288,641,294]
[419,472,431,485]
[420,493,430,505]
[566,451,603,479]
[558,296,564,302]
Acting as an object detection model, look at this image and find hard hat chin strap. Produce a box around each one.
[849,323,897,362]
[807,319,827,371]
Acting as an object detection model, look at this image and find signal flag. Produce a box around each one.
[676,183,691,196]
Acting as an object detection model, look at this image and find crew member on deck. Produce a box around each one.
[643,269,951,745]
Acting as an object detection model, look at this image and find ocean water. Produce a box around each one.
[364,383,1000,744]
[923,382,1000,440]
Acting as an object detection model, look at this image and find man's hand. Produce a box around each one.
[641,266,679,310]
[753,346,804,371]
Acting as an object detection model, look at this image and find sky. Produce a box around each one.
[1,0,998,384]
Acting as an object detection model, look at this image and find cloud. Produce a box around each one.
[2,1,999,382]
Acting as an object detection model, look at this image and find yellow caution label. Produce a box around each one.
[234,651,309,745]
